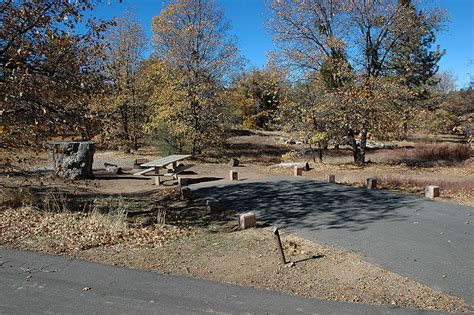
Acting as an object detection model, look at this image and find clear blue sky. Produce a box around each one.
[92,0,473,88]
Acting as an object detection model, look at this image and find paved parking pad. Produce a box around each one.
[190,177,474,306]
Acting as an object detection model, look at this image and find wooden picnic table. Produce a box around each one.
[133,154,191,176]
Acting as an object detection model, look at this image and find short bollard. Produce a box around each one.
[425,185,440,199]
[229,170,238,181]
[272,226,286,264]
[239,212,256,229]
[206,198,222,214]
[180,187,191,200]
[327,174,336,184]
[154,176,161,186]
[294,166,303,176]
[366,177,377,190]
[178,177,189,186]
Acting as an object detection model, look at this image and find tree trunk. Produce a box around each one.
[349,129,359,163]
[317,143,323,163]
[402,109,409,140]
[355,128,368,164]
[49,141,95,179]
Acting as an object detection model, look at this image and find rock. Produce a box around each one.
[285,262,295,268]
[229,158,240,167]
[49,141,95,179]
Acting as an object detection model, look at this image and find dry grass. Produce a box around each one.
[0,204,194,254]
[388,144,471,166]
[371,174,474,203]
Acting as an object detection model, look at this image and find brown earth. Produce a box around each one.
[0,204,469,313]
[1,130,473,312]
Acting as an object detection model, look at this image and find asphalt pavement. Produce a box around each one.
[189,177,474,306]
[0,248,452,314]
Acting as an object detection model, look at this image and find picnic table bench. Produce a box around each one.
[133,155,192,178]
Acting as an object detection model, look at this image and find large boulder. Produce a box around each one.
[49,141,95,179]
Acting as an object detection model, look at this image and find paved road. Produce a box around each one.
[0,248,445,314]
[190,177,474,306]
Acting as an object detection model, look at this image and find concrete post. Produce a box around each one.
[206,198,222,214]
[229,170,238,181]
[425,185,440,199]
[181,187,191,200]
[239,212,256,229]
[366,177,377,190]
[327,174,336,183]
[178,177,189,186]
[294,166,303,176]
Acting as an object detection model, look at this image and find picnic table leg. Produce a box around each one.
[172,161,177,171]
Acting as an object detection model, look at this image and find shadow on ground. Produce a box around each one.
[191,179,416,232]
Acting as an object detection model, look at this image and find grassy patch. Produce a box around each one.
[389,144,471,166]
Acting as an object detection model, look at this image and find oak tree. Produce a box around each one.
[267,0,445,163]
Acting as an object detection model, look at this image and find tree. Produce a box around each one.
[0,1,111,148]
[148,0,242,155]
[230,65,288,130]
[92,11,148,152]
[388,0,445,137]
[267,0,445,163]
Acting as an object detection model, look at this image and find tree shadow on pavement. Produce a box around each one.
[190,179,417,232]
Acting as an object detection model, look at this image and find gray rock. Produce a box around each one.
[48,141,95,180]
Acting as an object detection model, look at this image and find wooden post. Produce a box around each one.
[154,176,161,186]
[272,226,286,264]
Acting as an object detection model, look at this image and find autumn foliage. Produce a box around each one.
[1,0,470,162]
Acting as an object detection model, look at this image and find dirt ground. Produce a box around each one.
[0,205,469,313]
[1,130,473,312]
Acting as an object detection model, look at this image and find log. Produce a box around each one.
[269,162,310,171]
[104,162,122,174]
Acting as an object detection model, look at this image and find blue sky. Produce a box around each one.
[92,0,473,88]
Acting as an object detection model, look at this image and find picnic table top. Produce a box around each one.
[141,155,192,167]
